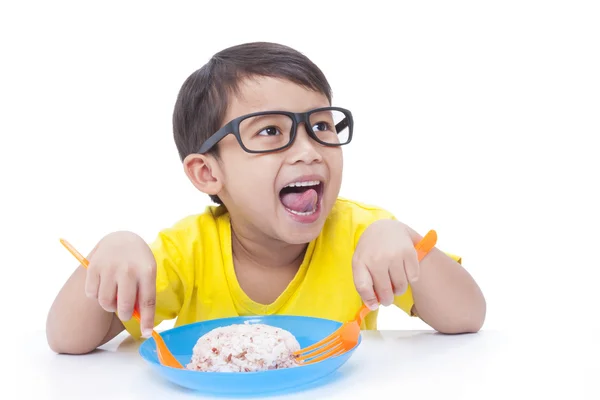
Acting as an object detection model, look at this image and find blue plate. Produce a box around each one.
[138,315,361,396]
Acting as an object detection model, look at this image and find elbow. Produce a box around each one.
[46,317,97,355]
[46,328,62,353]
[466,293,487,333]
[446,287,487,334]
[434,316,484,335]
[440,316,484,334]
[46,334,68,354]
[432,298,487,335]
[46,331,97,355]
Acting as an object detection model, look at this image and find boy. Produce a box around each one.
[46,42,485,354]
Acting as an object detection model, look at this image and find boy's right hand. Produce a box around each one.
[85,231,157,337]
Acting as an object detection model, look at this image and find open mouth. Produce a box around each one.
[278,180,324,216]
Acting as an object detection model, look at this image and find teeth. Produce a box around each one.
[286,207,317,216]
[285,180,320,188]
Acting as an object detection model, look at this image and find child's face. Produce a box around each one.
[215,77,343,244]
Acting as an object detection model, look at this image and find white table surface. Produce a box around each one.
[6,328,598,399]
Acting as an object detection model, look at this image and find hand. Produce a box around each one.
[85,231,157,337]
[352,219,420,310]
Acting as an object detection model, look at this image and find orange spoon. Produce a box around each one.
[59,238,184,369]
[293,230,438,365]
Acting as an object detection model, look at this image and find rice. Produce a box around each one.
[186,322,301,372]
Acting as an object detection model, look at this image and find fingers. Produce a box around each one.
[97,273,117,312]
[388,263,408,297]
[353,249,420,309]
[116,267,137,321]
[353,260,379,310]
[84,266,101,300]
[137,264,157,338]
[403,248,420,283]
[87,257,157,340]
[371,266,394,306]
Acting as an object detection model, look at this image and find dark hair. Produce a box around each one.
[172,42,333,204]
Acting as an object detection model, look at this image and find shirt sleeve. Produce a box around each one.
[120,231,185,339]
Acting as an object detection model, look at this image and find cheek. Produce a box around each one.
[326,149,344,178]
[222,158,278,198]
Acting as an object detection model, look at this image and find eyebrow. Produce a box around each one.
[242,113,289,126]
[244,114,273,123]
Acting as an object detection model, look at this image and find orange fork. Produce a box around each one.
[59,238,184,369]
[293,230,438,366]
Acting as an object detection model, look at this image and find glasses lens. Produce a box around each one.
[309,109,351,145]
[239,113,293,152]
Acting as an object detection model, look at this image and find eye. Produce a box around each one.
[257,126,281,136]
[312,121,331,132]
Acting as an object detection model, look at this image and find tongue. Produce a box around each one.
[280,188,318,213]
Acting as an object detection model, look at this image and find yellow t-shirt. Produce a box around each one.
[122,198,461,338]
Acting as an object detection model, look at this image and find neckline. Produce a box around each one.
[219,212,316,315]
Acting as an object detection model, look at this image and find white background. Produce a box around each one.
[1,0,599,339]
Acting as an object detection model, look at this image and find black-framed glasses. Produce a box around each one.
[197,106,353,154]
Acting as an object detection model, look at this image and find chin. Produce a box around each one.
[277,222,325,245]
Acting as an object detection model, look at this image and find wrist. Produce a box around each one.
[394,221,422,243]
[100,230,147,251]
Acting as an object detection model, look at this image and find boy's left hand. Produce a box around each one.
[352,219,419,310]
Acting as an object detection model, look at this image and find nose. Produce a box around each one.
[286,123,323,165]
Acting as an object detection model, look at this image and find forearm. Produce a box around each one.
[407,227,486,334]
[46,264,124,354]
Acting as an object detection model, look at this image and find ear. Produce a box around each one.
[183,154,223,196]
